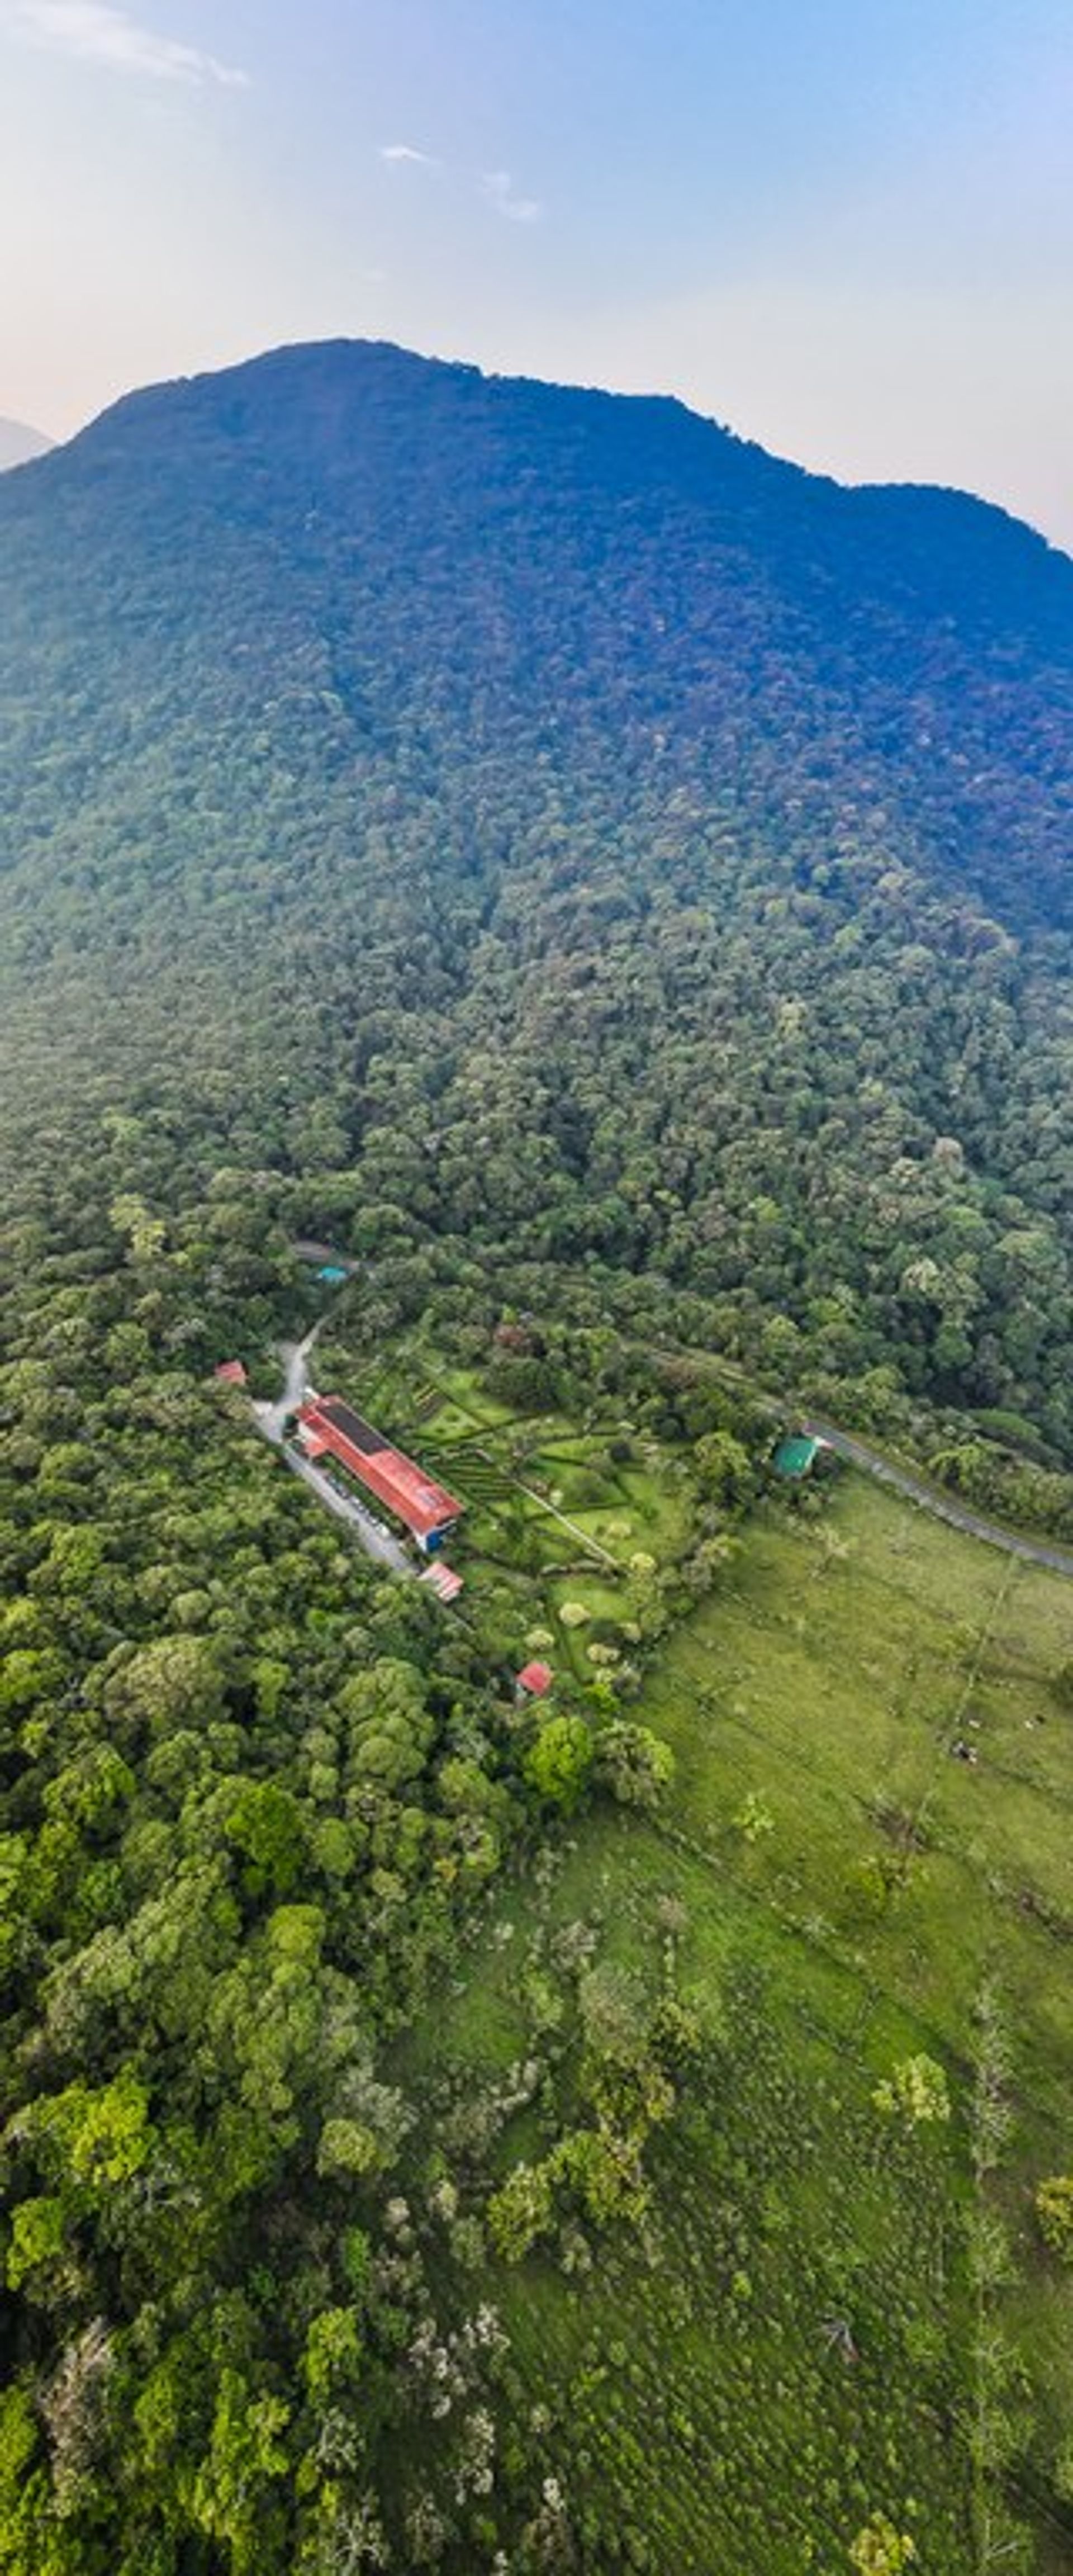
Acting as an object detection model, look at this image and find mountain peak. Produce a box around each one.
[2,335,1070,945]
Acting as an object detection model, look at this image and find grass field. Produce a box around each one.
[395,1471,1073,2573]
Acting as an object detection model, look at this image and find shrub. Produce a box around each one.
[1035,2174,1073,2261]
[872,2055,950,2128]
[848,2513,917,2573]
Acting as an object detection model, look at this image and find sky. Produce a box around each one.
[1,0,1071,550]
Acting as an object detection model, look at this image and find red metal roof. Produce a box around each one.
[297,1397,463,1541]
[422,1563,464,1602]
[213,1360,248,1386]
[516,1660,554,1696]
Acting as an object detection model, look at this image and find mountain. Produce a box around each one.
[3,342,1073,2576]
[1,339,1071,1469]
[0,413,54,469]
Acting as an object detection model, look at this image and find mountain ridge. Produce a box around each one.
[2,336,1068,944]
[51,337,1073,567]
[17,336,1073,687]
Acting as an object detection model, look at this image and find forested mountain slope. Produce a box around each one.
[4,343,1073,2576]
[1,339,1071,1466]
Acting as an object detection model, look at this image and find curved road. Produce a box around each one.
[642,1337,1073,1580]
[803,1417,1073,1580]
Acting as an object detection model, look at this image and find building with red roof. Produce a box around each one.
[422,1562,464,1603]
[214,1360,248,1386]
[296,1394,463,1551]
[516,1660,554,1698]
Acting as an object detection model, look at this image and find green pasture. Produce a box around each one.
[396,1470,1073,2571]
[402,1811,975,2572]
[638,1483,1073,2109]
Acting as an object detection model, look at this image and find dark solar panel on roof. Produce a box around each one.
[317,1398,388,1456]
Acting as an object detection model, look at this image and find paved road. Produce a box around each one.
[640,1334,1073,1580]
[253,1327,321,1446]
[252,1328,412,1577]
[803,1417,1073,1579]
[277,1441,412,1573]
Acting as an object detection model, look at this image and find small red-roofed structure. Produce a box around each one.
[422,1562,464,1603]
[516,1660,554,1698]
[214,1360,248,1386]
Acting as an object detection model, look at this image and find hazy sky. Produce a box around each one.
[1,0,1071,548]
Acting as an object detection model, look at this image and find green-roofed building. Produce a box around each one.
[772,1433,821,1480]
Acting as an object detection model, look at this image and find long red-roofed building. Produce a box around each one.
[296,1394,463,1551]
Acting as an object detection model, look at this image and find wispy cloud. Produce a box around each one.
[1,0,248,86]
[481,169,543,224]
[376,141,543,222]
[379,141,438,167]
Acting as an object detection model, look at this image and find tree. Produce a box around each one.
[316,2119,380,2181]
[40,2318,114,2511]
[486,2161,556,2262]
[694,1429,752,1505]
[103,1635,227,1741]
[302,2307,363,2405]
[225,1781,307,1900]
[12,2071,153,2199]
[523,1714,594,1811]
[6,2195,67,2292]
[0,2383,50,2574]
[595,1722,675,1810]
[549,2128,647,2229]
[734,1791,774,1844]
[191,2370,291,2575]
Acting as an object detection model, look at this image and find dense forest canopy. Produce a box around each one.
[1,340,1071,1480]
[1,342,1072,2573]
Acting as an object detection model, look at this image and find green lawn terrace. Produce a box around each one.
[392,1471,1073,2573]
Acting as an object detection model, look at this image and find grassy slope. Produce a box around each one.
[396,1474,1073,2572]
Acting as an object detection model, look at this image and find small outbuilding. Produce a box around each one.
[422,1562,464,1604]
[516,1660,554,1699]
[772,1433,822,1480]
[291,1239,357,1280]
[214,1360,248,1387]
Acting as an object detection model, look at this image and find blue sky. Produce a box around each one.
[1,0,1071,547]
